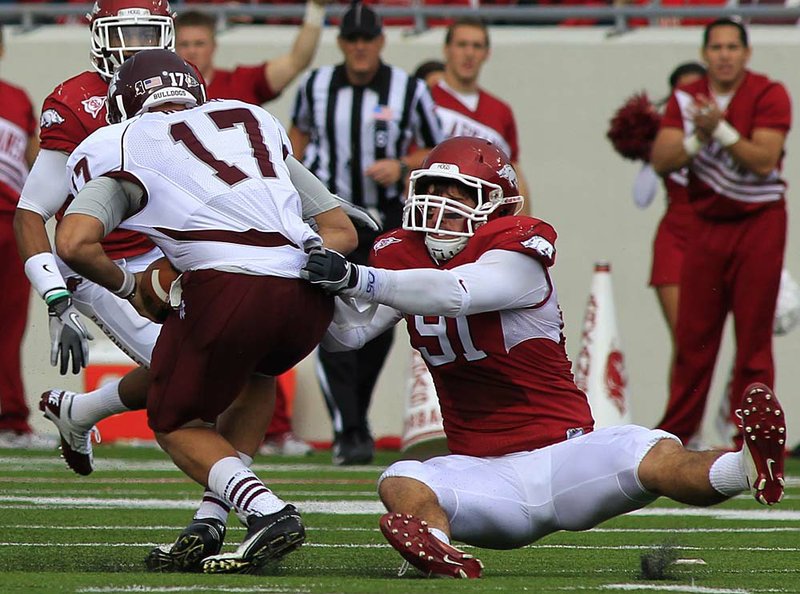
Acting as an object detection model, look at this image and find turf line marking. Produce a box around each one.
[3,497,799,521]
[9,525,798,534]
[599,585,750,593]
[2,542,797,552]
[75,585,311,594]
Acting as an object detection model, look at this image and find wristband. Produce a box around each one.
[303,0,325,27]
[712,120,741,147]
[682,134,702,157]
[24,251,68,300]
[113,265,137,300]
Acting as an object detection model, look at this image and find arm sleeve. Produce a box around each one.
[17,149,70,220]
[321,301,403,352]
[343,249,550,317]
[286,154,338,217]
[64,177,144,236]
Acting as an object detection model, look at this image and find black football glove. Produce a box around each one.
[301,247,360,293]
[47,292,93,375]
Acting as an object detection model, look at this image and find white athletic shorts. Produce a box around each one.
[58,248,163,367]
[378,424,679,549]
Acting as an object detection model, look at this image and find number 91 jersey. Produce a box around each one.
[371,218,594,458]
[67,99,320,277]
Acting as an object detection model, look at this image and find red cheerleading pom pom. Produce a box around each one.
[606,92,662,162]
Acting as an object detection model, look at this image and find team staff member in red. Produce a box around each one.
[175,3,331,456]
[0,29,47,448]
[650,18,791,446]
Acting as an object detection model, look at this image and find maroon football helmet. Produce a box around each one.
[107,49,206,124]
[403,136,524,261]
[88,0,175,79]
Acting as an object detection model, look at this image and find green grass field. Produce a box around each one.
[1,445,798,594]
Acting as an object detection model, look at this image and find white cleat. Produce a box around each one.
[39,390,100,476]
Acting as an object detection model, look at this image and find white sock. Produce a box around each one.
[68,380,130,426]
[194,451,254,522]
[428,527,450,545]
[709,451,749,496]
[208,456,285,518]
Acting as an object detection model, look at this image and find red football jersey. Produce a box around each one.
[0,80,36,212]
[370,217,594,457]
[207,65,278,105]
[661,70,791,219]
[432,82,520,162]
[40,71,153,259]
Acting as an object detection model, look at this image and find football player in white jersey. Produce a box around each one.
[53,49,351,575]
[301,136,788,578]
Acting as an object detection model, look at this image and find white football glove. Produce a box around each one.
[774,268,800,336]
[47,292,94,375]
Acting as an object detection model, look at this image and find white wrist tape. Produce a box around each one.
[113,265,136,299]
[682,134,702,157]
[303,1,325,27]
[24,252,68,301]
[713,120,741,147]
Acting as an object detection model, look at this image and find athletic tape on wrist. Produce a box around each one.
[304,1,325,27]
[682,134,702,157]
[24,252,68,300]
[713,120,741,147]
[113,265,136,299]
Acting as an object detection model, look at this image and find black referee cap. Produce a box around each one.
[340,3,382,39]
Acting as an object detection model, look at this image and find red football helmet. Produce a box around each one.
[107,49,206,124]
[403,136,524,261]
[88,0,175,80]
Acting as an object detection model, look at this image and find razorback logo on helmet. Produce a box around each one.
[521,235,554,260]
[373,236,403,254]
[497,163,517,185]
[40,109,66,128]
[82,96,107,119]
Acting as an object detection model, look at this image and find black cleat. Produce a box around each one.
[202,504,305,574]
[332,428,375,466]
[145,517,226,572]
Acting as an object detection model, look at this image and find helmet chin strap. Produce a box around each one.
[425,234,469,263]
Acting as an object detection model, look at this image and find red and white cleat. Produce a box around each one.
[738,383,786,506]
[379,512,483,579]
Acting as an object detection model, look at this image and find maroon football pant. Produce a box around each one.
[147,270,333,433]
[657,204,785,444]
[0,213,31,433]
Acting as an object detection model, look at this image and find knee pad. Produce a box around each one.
[378,460,434,491]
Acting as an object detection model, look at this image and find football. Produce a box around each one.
[139,257,179,323]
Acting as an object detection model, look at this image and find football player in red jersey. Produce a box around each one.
[302,136,788,578]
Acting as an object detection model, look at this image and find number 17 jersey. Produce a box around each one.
[67,99,319,277]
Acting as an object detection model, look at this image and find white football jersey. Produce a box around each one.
[67,99,319,278]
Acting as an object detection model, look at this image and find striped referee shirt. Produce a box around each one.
[291,61,443,218]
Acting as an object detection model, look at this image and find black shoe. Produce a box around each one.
[332,428,375,466]
[201,504,305,574]
[145,517,226,572]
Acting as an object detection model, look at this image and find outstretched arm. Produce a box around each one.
[264,0,329,94]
